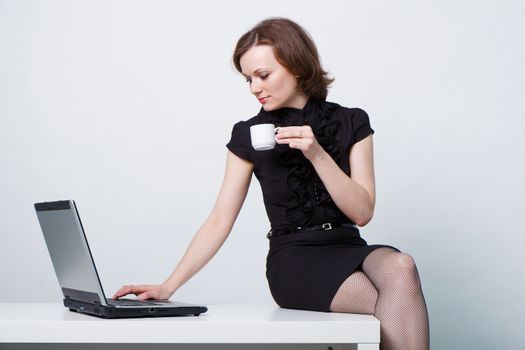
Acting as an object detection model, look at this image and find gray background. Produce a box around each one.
[1,0,524,349]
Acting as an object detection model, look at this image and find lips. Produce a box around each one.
[258,96,269,103]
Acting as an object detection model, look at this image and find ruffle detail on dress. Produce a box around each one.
[262,100,345,227]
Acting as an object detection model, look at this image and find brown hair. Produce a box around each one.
[233,17,334,101]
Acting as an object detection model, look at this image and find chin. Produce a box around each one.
[262,102,279,112]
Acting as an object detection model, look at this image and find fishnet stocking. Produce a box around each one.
[330,248,429,350]
[362,248,429,350]
[329,271,378,314]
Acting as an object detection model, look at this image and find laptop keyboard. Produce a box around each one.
[107,298,161,306]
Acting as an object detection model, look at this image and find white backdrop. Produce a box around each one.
[1,1,524,349]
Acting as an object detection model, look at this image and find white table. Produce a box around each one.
[0,303,380,350]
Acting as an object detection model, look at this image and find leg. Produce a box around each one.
[362,248,429,350]
[329,271,378,314]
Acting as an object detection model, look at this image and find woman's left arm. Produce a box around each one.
[276,126,375,226]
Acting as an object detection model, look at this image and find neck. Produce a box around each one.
[286,94,309,109]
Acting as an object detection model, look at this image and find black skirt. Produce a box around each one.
[265,226,399,312]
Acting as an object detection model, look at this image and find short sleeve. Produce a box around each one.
[226,121,252,162]
[351,108,375,144]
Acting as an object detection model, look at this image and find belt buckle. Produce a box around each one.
[322,223,332,230]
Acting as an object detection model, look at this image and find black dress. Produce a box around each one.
[226,98,398,312]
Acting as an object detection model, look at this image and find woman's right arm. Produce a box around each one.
[112,150,254,300]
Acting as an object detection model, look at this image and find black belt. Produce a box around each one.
[267,221,357,238]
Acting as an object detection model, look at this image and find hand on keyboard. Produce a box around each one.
[107,298,160,306]
[112,283,174,301]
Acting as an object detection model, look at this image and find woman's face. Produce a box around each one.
[239,44,307,111]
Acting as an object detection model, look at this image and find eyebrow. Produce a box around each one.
[242,68,270,77]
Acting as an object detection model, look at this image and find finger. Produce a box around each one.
[275,126,301,135]
[279,138,314,151]
[127,285,148,296]
[114,284,144,298]
[275,127,311,139]
[277,139,304,150]
[138,292,150,301]
[276,137,303,145]
[112,286,129,299]
[275,128,299,138]
[289,141,306,149]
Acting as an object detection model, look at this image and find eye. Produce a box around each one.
[260,73,269,80]
[244,77,252,84]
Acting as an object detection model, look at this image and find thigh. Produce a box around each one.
[329,271,378,314]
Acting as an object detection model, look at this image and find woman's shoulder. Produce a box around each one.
[227,115,261,162]
[323,101,374,145]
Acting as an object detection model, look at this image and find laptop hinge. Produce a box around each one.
[62,288,103,305]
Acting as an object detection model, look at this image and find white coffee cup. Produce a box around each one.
[250,123,280,151]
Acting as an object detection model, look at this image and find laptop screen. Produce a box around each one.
[35,200,108,305]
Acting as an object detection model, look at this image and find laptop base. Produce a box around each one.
[64,299,205,319]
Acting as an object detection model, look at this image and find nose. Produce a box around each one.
[250,80,262,95]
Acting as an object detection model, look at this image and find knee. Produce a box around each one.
[393,252,417,271]
[389,253,421,289]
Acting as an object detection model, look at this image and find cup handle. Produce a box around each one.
[274,127,281,134]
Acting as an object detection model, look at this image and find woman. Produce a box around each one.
[114,17,429,350]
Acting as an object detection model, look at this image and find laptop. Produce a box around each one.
[34,200,208,318]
